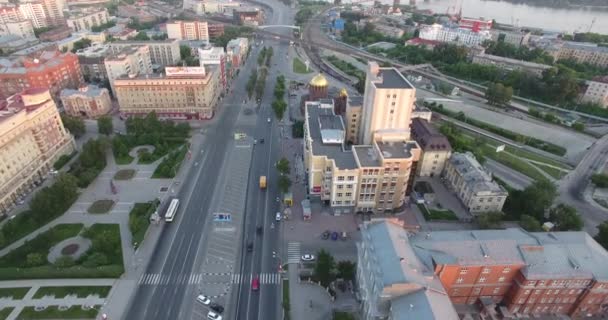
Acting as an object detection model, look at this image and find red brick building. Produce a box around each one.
[208,23,224,39]
[0,50,83,100]
[411,228,608,318]
[38,26,72,41]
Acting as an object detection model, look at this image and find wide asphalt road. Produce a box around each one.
[124,37,260,319]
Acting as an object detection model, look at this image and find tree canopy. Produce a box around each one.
[549,204,583,231]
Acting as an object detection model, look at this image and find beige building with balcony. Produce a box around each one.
[443,152,508,214]
[410,118,452,177]
[166,20,210,43]
[0,88,75,214]
[304,99,421,214]
[105,45,153,94]
[582,76,608,108]
[60,85,112,118]
[109,39,181,67]
[114,66,219,120]
[66,8,109,32]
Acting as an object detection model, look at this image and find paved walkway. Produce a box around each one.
[287,265,333,320]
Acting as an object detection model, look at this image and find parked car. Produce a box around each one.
[207,311,222,320]
[275,212,282,221]
[196,295,211,305]
[341,231,348,241]
[210,303,224,314]
[256,226,263,235]
[247,242,253,252]
[267,117,271,123]
[260,138,265,144]
[322,230,331,240]
[331,232,339,241]
[301,254,315,261]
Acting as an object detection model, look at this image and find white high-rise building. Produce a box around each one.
[0,19,35,39]
[419,24,491,47]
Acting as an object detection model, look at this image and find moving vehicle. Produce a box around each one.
[260,176,267,189]
[247,242,253,252]
[301,254,315,261]
[165,198,180,222]
[267,117,271,123]
[275,212,282,221]
[260,138,264,144]
[252,276,260,291]
[256,226,263,235]
[207,311,222,320]
[196,295,211,305]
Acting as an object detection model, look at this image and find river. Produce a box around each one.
[400,0,608,33]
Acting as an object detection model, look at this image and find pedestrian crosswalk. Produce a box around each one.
[138,272,282,285]
[287,241,301,264]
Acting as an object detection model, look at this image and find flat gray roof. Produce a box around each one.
[377,141,417,159]
[353,145,381,167]
[374,68,413,89]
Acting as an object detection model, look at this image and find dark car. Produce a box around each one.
[256,226,263,235]
[322,230,331,240]
[260,138,265,144]
[247,242,253,252]
[331,232,339,241]
[210,303,224,314]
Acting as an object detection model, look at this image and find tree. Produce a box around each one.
[278,175,291,193]
[313,249,336,287]
[503,180,557,220]
[272,99,287,119]
[26,253,44,267]
[572,122,585,132]
[475,211,504,229]
[519,214,542,232]
[485,82,513,106]
[336,261,356,281]
[180,45,192,60]
[61,114,86,138]
[276,158,290,175]
[54,256,75,268]
[71,38,92,53]
[97,116,113,135]
[591,174,608,188]
[595,221,608,250]
[132,31,150,41]
[549,204,583,231]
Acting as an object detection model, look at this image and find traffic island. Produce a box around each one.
[87,200,115,214]
[113,169,136,181]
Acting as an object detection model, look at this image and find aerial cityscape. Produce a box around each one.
[1,0,608,318]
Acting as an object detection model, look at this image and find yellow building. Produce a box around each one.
[304,100,421,214]
[0,88,75,214]
[60,85,112,118]
[114,66,219,120]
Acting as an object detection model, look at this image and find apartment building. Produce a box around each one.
[105,45,153,93]
[373,23,404,39]
[60,85,112,118]
[550,41,608,68]
[17,1,48,28]
[0,50,83,100]
[419,24,491,47]
[226,37,249,68]
[410,227,608,318]
[109,39,181,67]
[458,17,493,32]
[114,66,219,120]
[345,95,363,145]
[233,7,262,26]
[357,220,459,320]
[75,44,109,81]
[360,62,416,145]
[0,19,34,39]
[208,23,224,38]
[66,8,109,32]
[304,100,421,214]
[582,76,608,108]
[410,118,452,177]
[0,5,22,24]
[38,25,71,41]
[198,46,226,89]
[472,53,552,77]
[0,88,76,214]
[443,152,508,214]
[166,20,209,43]
[490,29,531,47]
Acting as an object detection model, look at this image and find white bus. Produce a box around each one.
[165,198,180,222]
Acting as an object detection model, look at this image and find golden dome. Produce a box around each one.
[339,88,348,97]
[309,74,328,87]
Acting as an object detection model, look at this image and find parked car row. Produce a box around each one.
[196,295,224,320]
[321,230,348,241]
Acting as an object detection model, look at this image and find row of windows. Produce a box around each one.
[460,267,512,275]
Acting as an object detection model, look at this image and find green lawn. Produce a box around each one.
[532,163,567,180]
[0,287,30,299]
[114,155,134,165]
[152,146,188,178]
[32,286,111,299]
[504,146,570,169]
[87,200,114,214]
[113,169,136,180]
[480,144,549,183]
[416,204,459,221]
[333,311,356,320]
[129,201,159,248]
[0,307,14,320]
[16,305,99,319]
[282,279,290,320]
[292,57,311,74]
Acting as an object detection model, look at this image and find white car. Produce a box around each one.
[49,169,58,175]
[196,294,211,305]
[207,311,222,320]
[275,212,282,221]
[267,117,271,123]
[301,254,315,261]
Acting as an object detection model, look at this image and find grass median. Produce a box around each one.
[0,287,30,299]
[0,307,14,320]
[282,279,290,320]
[33,286,111,299]
[293,57,311,74]
[17,305,99,319]
[129,200,160,248]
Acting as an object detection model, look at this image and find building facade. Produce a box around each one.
[226,37,249,68]
[0,88,75,214]
[166,20,210,43]
[198,46,226,90]
[75,44,109,81]
[419,24,491,47]
[458,17,493,32]
[410,118,452,177]
[0,5,22,24]
[0,50,83,100]
[66,8,109,32]
[360,62,416,145]
[490,29,531,47]
[109,39,181,67]
[345,95,363,144]
[550,41,608,68]
[472,53,552,77]
[114,66,219,120]
[17,1,48,28]
[443,152,508,214]
[582,77,608,108]
[38,25,71,41]
[357,220,460,320]
[0,19,35,39]
[105,45,153,93]
[233,7,262,26]
[60,85,112,118]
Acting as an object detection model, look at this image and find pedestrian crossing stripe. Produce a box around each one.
[138,272,282,285]
[287,241,301,264]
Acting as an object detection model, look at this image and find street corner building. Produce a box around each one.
[0,88,76,214]
[114,65,220,120]
[60,84,112,119]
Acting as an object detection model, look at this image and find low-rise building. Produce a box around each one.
[105,45,153,93]
[404,37,440,49]
[410,118,451,177]
[0,19,34,39]
[419,24,491,47]
[490,29,531,47]
[54,34,84,52]
[0,88,76,214]
[233,7,262,26]
[38,25,71,41]
[66,8,109,32]
[373,23,404,39]
[472,53,553,77]
[60,85,112,118]
[109,39,181,67]
[357,220,460,320]
[582,76,608,108]
[114,66,219,120]
[75,44,110,81]
[443,152,508,214]
[198,45,226,90]
[549,41,608,68]
[458,17,493,31]
[226,37,249,68]
[0,34,38,54]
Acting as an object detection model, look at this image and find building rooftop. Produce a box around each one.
[353,145,381,167]
[563,41,608,53]
[374,68,413,89]
[75,44,110,57]
[411,118,451,152]
[376,140,418,159]
[306,101,357,169]
[474,53,552,70]
[60,85,107,98]
[347,95,363,108]
[448,152,506,195]
[105,45,147,62]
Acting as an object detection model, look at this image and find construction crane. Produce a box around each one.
[587,17,596,33]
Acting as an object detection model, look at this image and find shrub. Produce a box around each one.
[54,256,75,268]
[26,253,44,267]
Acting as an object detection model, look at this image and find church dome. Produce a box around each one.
[309,73,328,87]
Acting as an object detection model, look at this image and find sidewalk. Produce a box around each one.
[287,265,333,320]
